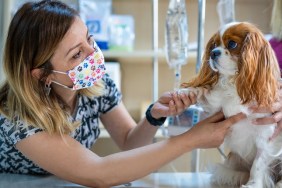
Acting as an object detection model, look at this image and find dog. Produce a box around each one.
[181,22,282,188]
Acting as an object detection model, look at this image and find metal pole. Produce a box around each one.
[1,0,14,82]
[191,0,206,173]
[152,0,158,102]
[196,0,206,73]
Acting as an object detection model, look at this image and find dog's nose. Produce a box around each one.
[210,49,221,60]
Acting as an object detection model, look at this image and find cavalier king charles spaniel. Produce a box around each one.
[181,22,282,188]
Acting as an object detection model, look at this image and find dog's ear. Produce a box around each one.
[236,30,280,107]
[181,33,219,89]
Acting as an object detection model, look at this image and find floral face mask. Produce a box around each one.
[52,40,106,90]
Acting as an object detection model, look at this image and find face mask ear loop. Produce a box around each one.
[52,70,68,75]
[51,80,74,90]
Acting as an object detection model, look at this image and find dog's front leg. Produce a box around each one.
[179,87,220,115]
[179,87,205,100]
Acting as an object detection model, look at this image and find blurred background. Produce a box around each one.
[0,0,276,172]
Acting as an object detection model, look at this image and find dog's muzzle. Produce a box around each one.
[211,49,221,60]
[209,59,219,72]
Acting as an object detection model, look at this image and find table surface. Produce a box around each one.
[0,172,234,188]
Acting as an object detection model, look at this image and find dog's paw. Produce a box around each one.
[241,180,263,188]
[241,183,255,188]
[241,185,254,188]
[276,181,282,188]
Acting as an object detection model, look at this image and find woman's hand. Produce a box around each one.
[150,91,197,119]
[250,83,282,139]
[186,112,246,149]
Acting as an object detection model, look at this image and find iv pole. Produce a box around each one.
[152,0,158,102]
[191,0,206,173]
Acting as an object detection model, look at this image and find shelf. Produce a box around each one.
[103,50,158,58]
[103,49,197,60]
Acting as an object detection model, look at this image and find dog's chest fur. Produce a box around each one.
[197,77,276,162]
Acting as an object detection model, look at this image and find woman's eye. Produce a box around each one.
[73,50,82,59]
[227,40,237,49]
[87,35,94,46]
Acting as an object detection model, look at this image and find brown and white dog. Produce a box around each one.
[181,22,282,188]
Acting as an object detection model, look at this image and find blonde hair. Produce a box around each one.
[0,0,104,135]
[271,0,282,40]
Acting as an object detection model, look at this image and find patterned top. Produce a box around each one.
[0,74,121,174]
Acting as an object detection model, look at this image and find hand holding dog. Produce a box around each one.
[186,111,246,149]
[250,82,282,139]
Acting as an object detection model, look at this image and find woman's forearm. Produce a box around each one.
[17,132,195,188]
[93,132,195,187]
[123,118,160,150]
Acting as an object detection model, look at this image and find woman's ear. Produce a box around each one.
[31,68,52,86]
[31,68,43,80]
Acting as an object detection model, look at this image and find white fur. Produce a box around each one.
[220,22,240,36]
[182,77,282,188]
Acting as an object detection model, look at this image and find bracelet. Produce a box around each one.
[145,104,167,126]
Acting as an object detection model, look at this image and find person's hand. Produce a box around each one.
[150,91,197,119]
[249,82,282,139]
[186,111,246,149]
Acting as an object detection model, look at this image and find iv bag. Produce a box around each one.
[165,0,189,68]
[217,0,235,27]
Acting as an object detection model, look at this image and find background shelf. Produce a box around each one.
[103,49,197,60]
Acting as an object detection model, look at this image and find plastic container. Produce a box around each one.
[163,105,208,137]
[108,15,135,51]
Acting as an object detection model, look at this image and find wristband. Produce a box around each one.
[145,104,166,126]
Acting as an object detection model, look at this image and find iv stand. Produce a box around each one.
[191,0,206,173]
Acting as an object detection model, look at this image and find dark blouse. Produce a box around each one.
[0,74,122,174]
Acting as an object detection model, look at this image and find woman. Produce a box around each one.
[0,0,267,187]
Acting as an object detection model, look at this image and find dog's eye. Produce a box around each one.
[227,40,237,49]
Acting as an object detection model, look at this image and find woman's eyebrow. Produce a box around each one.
[65,29,89,57]
[65,43,82,57]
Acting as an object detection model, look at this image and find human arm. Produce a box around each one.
[100,91,197,150]
[16,111,245,187]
